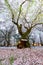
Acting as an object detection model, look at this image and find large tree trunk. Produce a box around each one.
[17,38,30,49]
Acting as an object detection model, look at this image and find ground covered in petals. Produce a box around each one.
[0,48,43,65]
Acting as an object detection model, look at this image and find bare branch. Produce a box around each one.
[0,30,5,35]
[23,23,43,37]
[24,17,29,23]
[32,23,43,28]
[31,11,41,26]
[12,19,18,25]
[25,11,41,36]
[17,0,26,24]
[5,0,17,25]
[5,0,13,14]
[5,0,14,18]
[24,26,28,30]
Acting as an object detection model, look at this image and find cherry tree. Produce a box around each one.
[4,0,43,48]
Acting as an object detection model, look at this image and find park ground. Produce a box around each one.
[0,47,43,65]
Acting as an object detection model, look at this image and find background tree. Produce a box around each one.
[0,26,14,46]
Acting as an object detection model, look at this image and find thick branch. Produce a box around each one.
[5,0,13,15]
[5,0,17,25]
[17,24,23,35]
[17,0,26,24]
[5,0,14,18]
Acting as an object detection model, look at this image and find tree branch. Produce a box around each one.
[0,30,5,35]
[32,23,43,28]
[23,23,43,38]
[12,19,18,25]
[17,0,26,24]
[24,26,29,30]
[24,17,29,23]
[31,11,41,26]
[17,24,23,35]
[5,0,17,25]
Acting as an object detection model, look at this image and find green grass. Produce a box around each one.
[9,56,16,65]
[0,61,2,65]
